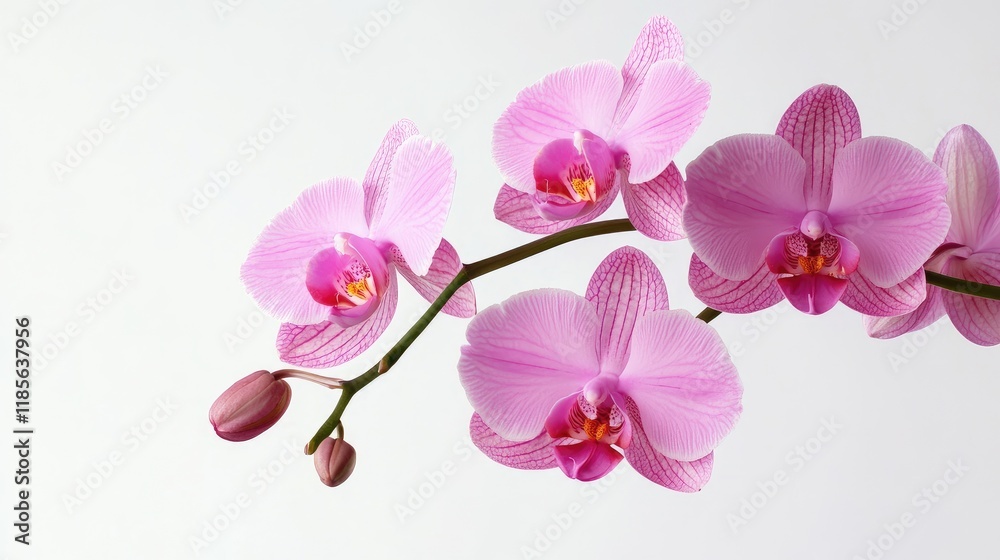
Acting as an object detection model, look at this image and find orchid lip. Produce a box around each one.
[305,233,390,327]
[531,130,615,221]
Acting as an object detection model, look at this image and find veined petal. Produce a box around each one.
[470,414,570,470]
[827,136,950,287]
[934,125,1000,250]
[689,255,785,313]
[684,134,808,280]
[613,60,710,183]
[458,289,601,441]
[618,309,742,461]
[613,16,685,130]
[493,182,618,234]
[942,252,1000,346]
[865,285,946,339]
[840,268,926,317]
[552,440,623,482]
[493,61,623,193]
[276,273,398,368]
[241,178,369,325]
[776,84,862,208]
[585,247,669,374]
[362,119,420,226]
[368,136,456,276]
[391,239,476,318]
[620,161,687,241]
[623,396,714,492]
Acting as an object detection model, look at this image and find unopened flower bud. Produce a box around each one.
[314,437,357,487]
[210,370,291,442]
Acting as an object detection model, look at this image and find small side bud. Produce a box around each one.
[313,437,357,487]
[210,370,291,442]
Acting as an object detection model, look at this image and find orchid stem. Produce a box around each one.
[696,307,722,323]
[926,270,1000,300]
[271,369,344,389]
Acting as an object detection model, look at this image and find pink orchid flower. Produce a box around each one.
[458,247,742,490]
[491,16,710,240]
[867,125,1000,346]
[684,84,951,315]
[241,120,476,368]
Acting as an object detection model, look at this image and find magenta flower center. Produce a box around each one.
[531,130,615,221]
[305,233,389,327]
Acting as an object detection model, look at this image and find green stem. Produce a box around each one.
[306,218,637,453]
[696,307,722,323]
[926,270,1000,300]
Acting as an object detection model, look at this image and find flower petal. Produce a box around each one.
[368,136,456,276]
[391,239,476,318]
[775,274,847,315]
[362,119,420,226]
[493,182,618,234]
[585,246,669,374]
[241,178,369,325]
[942,252,1000,346]
[618,309,742,461]
[827,136,950,287]
[613,16,685,130]
[622,396,714,492]
[865,285,946,339]
[688,254,785,313]
[775,84,862,208]
[552,440,623,482]
[492,61,623,193]
[613,60,710,184]
[684,134,808,280]
[470,413,570,470]
[276,273,398,368]
[839,268,926,317]
[458,289,601,441]
[620,161,687,241]
[934,125,1000,250]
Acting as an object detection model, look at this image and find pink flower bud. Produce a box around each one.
[313,437,357,487]
[210,370,291,442]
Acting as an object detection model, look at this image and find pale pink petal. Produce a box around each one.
[362,119,420,226]
[827,136,950,287]
[942,252,1000,346]
[493,62,623,193]
[585,246,669,373]
[776,274,847,315]
[552,440,623,482]
[776,84,862,208]
[865,285,946,339]
[458,289,601,441]
[623,396,714,492]
[688,255,785,313]
[391,239,476,318]
[493,182,618,234]
[613,60,710,184]
[934,125,1000,249]
[620,161,687,241]
[241,178,369,325]
[613,16,685,130]
[470,413,571,470]
[683,134,808,280]
[618,309,742,461]
[277,273,398,368]
[368,136,456,276]
[840,268,926,317]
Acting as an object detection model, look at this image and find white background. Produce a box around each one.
[2,0,999,558]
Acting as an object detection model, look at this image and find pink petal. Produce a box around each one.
[585,246,669,373]
[367,136,456,276]
[552,440,623,482]
[391,239,476,318]
[492,61,623,193]
[458,289,601,441]
[776,274,847,315]
[277,273,398,368]
[613,16,685,130]
[612,60,710,184]
[362,119,420,226]
[618,309,742,461]
[688,254,785,313]
[827,136,950,287]
[493,182,618,235]
[470,413,570,470]
[622,396,714,492]
[683,134,808,280]
[934,125,1000,249]
[865,285,946,339]
[839,268,926,317]
[620,160,687,241]
[241,178,369,325]
[776,84,862,208]
[942,252,1000,346]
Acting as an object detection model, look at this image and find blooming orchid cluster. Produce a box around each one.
[210,16,1000,491]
